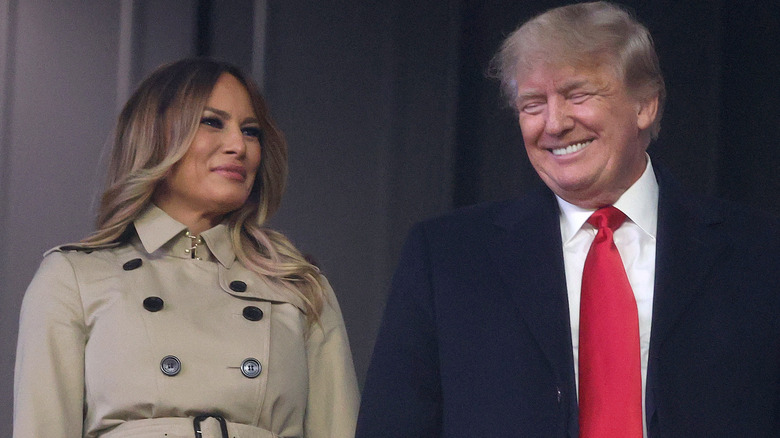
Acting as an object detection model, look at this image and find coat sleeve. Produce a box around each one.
[14,252,87,438]
[356,224,443,437]
[304,277,360,437]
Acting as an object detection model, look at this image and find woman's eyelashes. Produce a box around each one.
[201,115,261,140]
[241,126,262,140]
[200,116,224,129]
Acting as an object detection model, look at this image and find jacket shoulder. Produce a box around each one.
[416,186,556,236]
[41,242,136,281]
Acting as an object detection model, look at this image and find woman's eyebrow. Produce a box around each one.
[203,106,231,119]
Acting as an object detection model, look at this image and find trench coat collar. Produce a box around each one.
[134,205,236,268]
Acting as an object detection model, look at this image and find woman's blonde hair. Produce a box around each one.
[82,58,325,319]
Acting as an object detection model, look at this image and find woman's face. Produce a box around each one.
[154,73,262,229]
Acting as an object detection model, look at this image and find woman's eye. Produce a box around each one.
[200,117,223,129]
[242,126,262,140]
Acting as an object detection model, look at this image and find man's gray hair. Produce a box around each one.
[490,1,666,139]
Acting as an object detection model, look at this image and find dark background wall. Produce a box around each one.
[1,1,778,436]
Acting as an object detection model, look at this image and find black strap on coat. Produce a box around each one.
[193,414,229,438]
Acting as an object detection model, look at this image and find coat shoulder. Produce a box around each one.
[416,186,556,239]
[40,241,138,282]
[44,241,123,256]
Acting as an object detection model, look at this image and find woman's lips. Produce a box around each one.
[212,165,247,182]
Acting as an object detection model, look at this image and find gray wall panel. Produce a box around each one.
[0,2,123,431]
[0,0,17,429]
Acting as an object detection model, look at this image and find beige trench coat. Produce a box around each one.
[14,206,359,438]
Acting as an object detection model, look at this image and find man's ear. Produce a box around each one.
[636,94,659,131]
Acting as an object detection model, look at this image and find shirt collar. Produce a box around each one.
[133,204,236,267]
[557,155,659,243]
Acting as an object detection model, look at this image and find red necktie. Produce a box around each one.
[578,206,643,438]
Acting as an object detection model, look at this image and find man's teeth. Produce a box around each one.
[552,141,591,156]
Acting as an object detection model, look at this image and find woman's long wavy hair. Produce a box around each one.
[82,58,325,319]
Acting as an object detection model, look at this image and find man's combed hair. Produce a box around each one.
[489,1,666,139]
[82,58,325,320]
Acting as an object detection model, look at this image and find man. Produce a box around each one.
[356,2,779,437]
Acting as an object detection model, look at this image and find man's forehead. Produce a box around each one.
[516,62,616,94]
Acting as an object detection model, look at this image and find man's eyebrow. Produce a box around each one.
[516,79,593,101]
[557,79,591,94]
[516,90,545,104]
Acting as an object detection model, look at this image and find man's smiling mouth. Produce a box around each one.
[551,140,592,156]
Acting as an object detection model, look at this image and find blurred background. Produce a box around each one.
[1,1,778,435]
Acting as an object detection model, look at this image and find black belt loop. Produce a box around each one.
[193,414,229,438]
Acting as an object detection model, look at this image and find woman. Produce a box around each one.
[14,58,359,438]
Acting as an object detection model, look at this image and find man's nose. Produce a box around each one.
[544,100,574,136]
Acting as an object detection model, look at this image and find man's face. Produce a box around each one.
[515,62,657,208]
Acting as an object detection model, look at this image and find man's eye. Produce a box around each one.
[570,93,590,103]
[200,117,223,129]
[522,103,544,115]
[242,127,262,140]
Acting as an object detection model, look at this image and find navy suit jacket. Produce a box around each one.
[357,165,780,437]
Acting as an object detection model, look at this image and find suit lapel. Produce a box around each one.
[649,166,730,355]
[487,188,577,428]
[646,166,731,435]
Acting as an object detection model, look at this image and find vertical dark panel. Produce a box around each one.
[633,0,722,196]
[132,0,198,82]
[201,0,254,74]
[387,0,461,259]
[719,0,780,217]
[196,0,211,56]
[262,0,461,385]
[262,0,398,386]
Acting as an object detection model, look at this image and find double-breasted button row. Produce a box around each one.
[159,355,262,378]
[128,260,255,319]
[142,296,261,322]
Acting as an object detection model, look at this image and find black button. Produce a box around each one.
[229,280,247,292]
[160,355,181,376]
[123,258,143,271]
[240,358,262,378]
[243,306,263,321]
[143,296,164,312]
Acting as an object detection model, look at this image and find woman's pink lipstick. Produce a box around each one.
[212,164,247,182]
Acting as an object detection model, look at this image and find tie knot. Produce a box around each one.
[587,206,627,231]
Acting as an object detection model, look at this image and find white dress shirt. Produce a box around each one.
[557,157,658,437]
